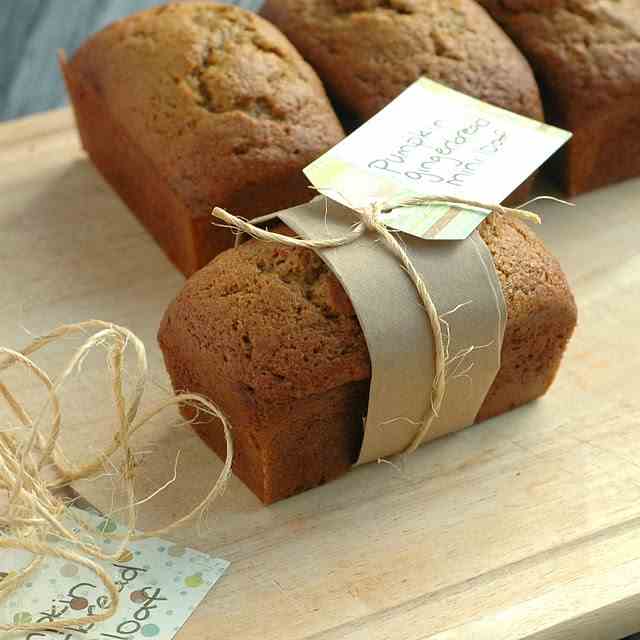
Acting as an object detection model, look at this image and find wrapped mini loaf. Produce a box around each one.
[61,2,344,276]
[158,215,577,504]
[478,0,640,195]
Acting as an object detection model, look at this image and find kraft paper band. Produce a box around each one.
[237,197,506,464]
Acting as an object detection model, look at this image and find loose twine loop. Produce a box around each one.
[0,320,233,633]
[213,193,568,456]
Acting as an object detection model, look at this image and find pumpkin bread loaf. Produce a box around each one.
[158,215,577,503]
[477,0,640,195]
[61,2,344,275]
[260,0,545,200]
[260,0,544,123]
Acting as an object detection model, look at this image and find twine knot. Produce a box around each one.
[357,202,388,233]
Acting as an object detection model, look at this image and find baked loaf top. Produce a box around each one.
[69,2,344,219]
[160,215,575,406]
[261,0,544,122]
[477,0,640,126]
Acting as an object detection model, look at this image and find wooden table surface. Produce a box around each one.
[2,108,640,640]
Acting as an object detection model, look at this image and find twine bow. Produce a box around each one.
[213,193,555,455]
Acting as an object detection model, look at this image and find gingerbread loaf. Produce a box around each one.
[260,0,545,200]
[477,0,640,195]
[61,2,344,276]
[260,0,544,123]
[158,215,577,504]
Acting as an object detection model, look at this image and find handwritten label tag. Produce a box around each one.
[304,78,572,240]
[0,509,228,640]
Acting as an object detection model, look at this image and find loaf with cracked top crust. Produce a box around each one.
[61,2,344,276]
[158,215,577,503]
[260,0,544,123]
[260,0,544,201]
[477,0,640,195]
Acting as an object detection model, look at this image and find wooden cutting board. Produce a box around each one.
[2,108,640,640]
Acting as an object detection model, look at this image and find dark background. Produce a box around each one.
[1,3,637,638]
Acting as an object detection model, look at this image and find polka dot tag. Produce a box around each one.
[70,597,89,610]
[141,623,160,637]
[13,612,32,625]
[184,573,204,588]
[130,590,147,604]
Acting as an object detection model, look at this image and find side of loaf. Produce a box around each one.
[158,216,577,504]
[477,0,640,195]
[62,2,344,276]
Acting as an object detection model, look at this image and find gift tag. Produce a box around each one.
[304,78,572,240]
[0,509,228,640]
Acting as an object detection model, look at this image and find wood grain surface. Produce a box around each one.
[2,107,640,640]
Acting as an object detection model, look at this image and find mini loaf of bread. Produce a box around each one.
[477,0,640,195]
[260,0,544,123]
[159,215,577,504]
[61,2,344,276]
[260,0,544,201]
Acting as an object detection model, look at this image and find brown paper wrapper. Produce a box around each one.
[248,198,506,464]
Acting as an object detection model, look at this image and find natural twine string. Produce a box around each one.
[213,193,560,455]
[0,320,233,633]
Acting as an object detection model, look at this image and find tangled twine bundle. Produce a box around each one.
[0,320,233,633]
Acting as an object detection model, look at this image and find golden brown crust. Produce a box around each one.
[477,0,640,194]
[477,215,577,419]
[63,2,344,275]
[261,0,544,123]
[158,216,577,503]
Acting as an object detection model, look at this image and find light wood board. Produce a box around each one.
[2,108,640,640]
